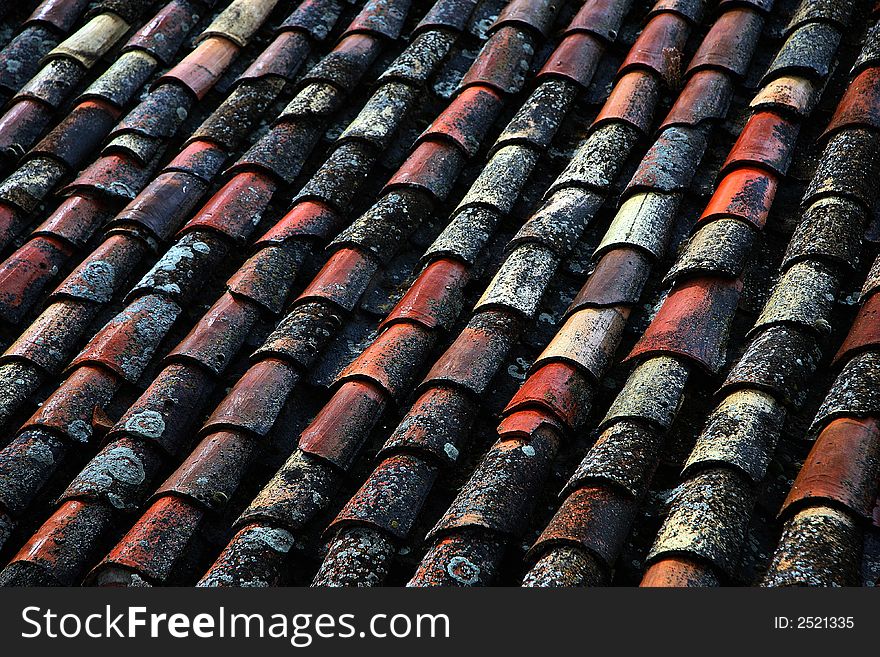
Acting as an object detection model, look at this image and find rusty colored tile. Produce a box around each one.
[2,499,115,586]
[492,0,558,37]
[64,152,154,202]
[299,379,388,469]
[167,291,260,375]
[0,236,75,325]
[3,299,96,373]
[181,171,276,243]
[203,357,301,438]
[626,277,742,373]
[537,32,603,89]
[529,485,637,570]
[569,247,652,311]
[593,71,660,134]
[109,362,212,457]
[782,417,880,521]
[721,110,799,176]
[641,556,720,587]
[504,361,594,430]
[31,99,120,170]
[823,67,880,139]
[237,30,311,84]
[157,36,240,99]
[418,86,503,157]
[698,166,777,229]
[68,294,180,383]
[381,258,468,332]
[685,7,763,78]
[89,495,205,585]
[619,12,689,85]
[297,247,379,312]
[27,0,90,32]
[386,139,465,201]
[24,364,118,443]
[0,100,54,155]
[421,310,520,396]
[123,0,200,65]
[33,192,113,247]
[112,171,207,243]
[53,233,149,304]
[257,200,340,246]
[338,322,435,401]
[659,69,733,130]
[164,139,227,182]
[834,294,880,365]
[459,26,536,95]
[155,429,256,510]
[566,0,629,43]
[496,408,564,439]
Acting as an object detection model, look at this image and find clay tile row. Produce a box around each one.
[31,0,488,577]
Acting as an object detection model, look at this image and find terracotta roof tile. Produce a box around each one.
[0,0,877,589]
